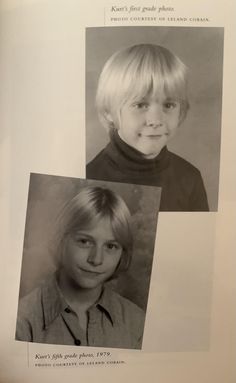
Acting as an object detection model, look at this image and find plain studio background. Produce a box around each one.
[86,26,224,212]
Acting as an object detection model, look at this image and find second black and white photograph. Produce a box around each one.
[15,174,161,350]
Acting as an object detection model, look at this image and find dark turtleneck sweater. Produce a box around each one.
[86,130,209,212]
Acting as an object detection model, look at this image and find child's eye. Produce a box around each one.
[163,101,178,110]
[133,102,149,110]
[105,242,122,253]
[73,236,94,248]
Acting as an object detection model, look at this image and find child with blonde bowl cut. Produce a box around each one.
[16,186,145,349]
[86,44,209,212]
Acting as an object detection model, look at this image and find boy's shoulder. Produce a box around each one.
[17,274,56,320]
[167,149,201,178]
[103,287,145,322]
[87,147,107,170]
[18,284,43,316]
[86,144,115,180]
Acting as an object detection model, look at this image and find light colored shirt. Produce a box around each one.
[16,273,145,349]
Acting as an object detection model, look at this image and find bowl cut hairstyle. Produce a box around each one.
[55,186,133,275]
[96,44,189,132]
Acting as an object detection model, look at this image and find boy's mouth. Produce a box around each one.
[79,267,104,276]
[147,134,162,137]
[141,134,166,139]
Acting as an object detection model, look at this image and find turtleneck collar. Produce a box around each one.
[105,129,170,175]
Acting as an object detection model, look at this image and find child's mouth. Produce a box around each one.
[142,134,164,139]
[79,268,104,276]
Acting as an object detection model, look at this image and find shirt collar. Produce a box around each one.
[41,273,118,328]
[96,286,118,325]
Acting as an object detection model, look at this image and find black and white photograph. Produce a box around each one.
[15,174,161,349]
[1,1,236,382]
[86,26,224,212]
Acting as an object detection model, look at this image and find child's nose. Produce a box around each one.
[146,105,164,127]
[87,246,103,266]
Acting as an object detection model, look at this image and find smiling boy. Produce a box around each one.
[86,44,209,211]
[16,187,145,349]
[117,93,180,159]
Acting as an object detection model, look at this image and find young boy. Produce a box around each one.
[86,44,209,211]
[16,186,145,349]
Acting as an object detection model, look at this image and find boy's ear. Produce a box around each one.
[105,112,114,124]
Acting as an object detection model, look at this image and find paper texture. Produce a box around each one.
[0,0,235,382]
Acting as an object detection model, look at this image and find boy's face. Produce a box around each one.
[115,93,181,158]
[61,217,122,291]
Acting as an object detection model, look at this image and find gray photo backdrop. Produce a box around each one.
[19,173,161,311]
[86,26,224,211]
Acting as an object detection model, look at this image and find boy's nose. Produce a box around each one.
[146,105,164,127]
[87,246,103,266]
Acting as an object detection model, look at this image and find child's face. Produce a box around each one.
[116,93,181,158]
[61,217,122,291]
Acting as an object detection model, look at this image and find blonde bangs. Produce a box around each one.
[96,44,189,130]
[123,45,188,104]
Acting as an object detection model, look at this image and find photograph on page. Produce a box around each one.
[0,0,235,382]
[86,26,223,212]
[15,173,161,350]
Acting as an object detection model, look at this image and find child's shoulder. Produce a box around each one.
[86,144,114,180]
[107,288,145,322]
[87,148,107,170]
[102,288,145,349]
[167,149,202,178]
[17,275,55,320]
[18,284,42,314]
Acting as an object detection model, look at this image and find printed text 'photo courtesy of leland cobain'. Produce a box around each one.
[108,5,209,23]
[15,174,161,350]
[86,26,223,212]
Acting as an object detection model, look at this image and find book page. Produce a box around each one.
[0,0,235,382]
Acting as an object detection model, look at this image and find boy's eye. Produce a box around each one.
[133,101,149,109]
[73,236,94,248]
[105,242,122,253]
[163,101,178,110]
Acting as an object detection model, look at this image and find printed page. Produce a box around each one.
[0,0,235,382]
